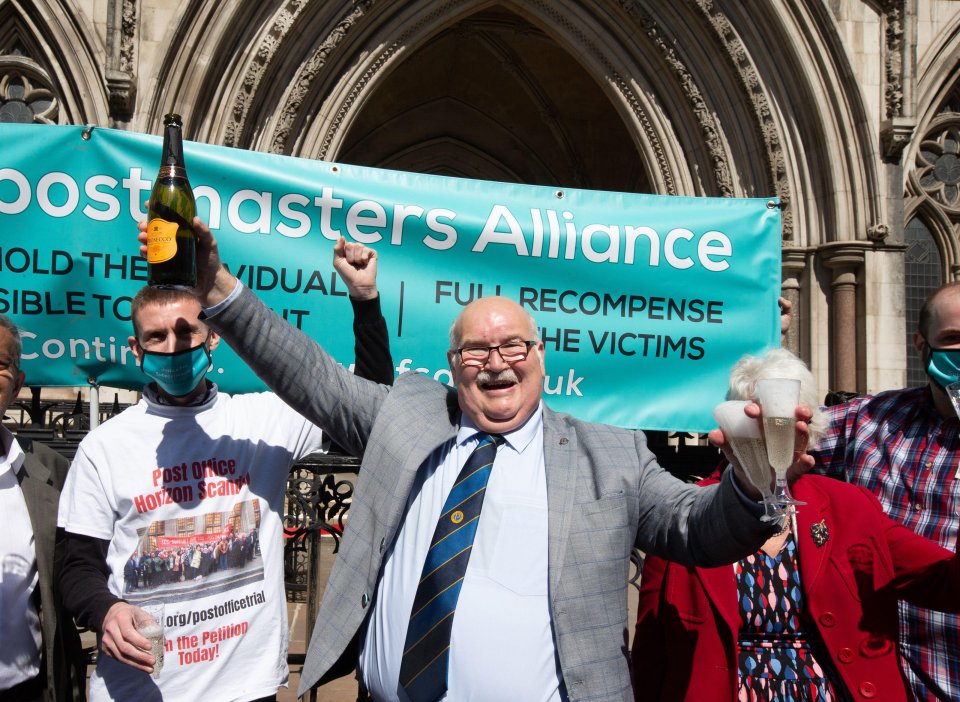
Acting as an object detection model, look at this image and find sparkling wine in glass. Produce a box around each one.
[134,601,165,679]
[713,401,784,522]
[756,377,805,509]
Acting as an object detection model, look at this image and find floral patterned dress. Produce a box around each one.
[735,529,848,701]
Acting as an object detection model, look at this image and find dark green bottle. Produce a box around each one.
[147,113,197,288]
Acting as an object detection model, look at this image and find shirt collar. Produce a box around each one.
[0,425,25,480]
[907,385,951,424]
[457,402,544,454]
[143,381,220,415]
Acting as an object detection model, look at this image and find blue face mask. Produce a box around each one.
[925,344,960,389]
[140,341,212,397]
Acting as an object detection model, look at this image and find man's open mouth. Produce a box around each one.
[479,378,516,390]
[477,369,519,390]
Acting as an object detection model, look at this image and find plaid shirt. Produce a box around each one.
[811,385,960,701]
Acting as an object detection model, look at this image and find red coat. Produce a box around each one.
[631,474,960,702]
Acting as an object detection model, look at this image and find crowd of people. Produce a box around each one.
[123,528,261,591]
[2,213,960,702]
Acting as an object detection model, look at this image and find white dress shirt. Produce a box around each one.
[0,428,42,689]
[360,405,562,701]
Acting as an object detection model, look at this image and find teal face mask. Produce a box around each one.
[140,341,212,397]
[924,344,960,389]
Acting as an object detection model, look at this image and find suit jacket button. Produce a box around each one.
[838,647,854,663]
[819,612,836,627]
[858,682,877,698]
[361,593,370,608]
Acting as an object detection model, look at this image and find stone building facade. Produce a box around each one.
[4,0,960,398]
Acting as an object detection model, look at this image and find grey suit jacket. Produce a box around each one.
[206,287,771,701]
[16,438,86,702]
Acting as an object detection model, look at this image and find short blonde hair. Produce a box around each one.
[728,347,825,443]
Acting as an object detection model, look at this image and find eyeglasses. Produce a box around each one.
[455,341,536,367]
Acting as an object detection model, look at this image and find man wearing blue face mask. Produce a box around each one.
[134,304,219,400]
[56,238,393,702]
[810,281,960,701]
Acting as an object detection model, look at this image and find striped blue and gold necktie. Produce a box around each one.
[399,433,502,702]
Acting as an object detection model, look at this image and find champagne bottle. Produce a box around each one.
[146,113,197,288]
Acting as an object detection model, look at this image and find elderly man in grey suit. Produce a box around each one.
[0,315,85,702]
[139,218,807,702]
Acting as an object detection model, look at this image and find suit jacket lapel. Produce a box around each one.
[17,455,59,597]
[373,382,460,542]
[542,407,577,599]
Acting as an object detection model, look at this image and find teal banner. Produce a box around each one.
[0,124,781,432]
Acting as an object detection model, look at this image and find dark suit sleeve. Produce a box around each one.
[351,295,394,385]
[204,285,390,458]
[58,531,123,632]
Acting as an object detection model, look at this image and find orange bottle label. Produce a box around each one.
[147,218,178,263]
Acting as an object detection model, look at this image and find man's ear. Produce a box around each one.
[207,331,221,353]
[11,369,25,397]
[912,330,927,360]
[128,335,143,364]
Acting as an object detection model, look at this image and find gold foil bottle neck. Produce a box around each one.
[157,165,188,179]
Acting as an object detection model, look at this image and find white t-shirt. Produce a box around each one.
[58,386,325,702]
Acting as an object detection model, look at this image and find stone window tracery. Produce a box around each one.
[916,123,960,210]
[0,36,59,124]
[905,81,960,385]
[0,70,56,123]
[904,217,942,387]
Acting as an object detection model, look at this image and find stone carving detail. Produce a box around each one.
[119,0,136,74]
[224,0,309,147]
[105,0,137,118]
[692,0,793,237]
[618,2,735,198]
[866,223,890,241]
[881,117,915,161]
[271,1,376,154]
[884,1,905,120]
[611,73,677,196]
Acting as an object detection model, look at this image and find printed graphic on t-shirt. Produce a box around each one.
[123,498,263,606]
[57,393,319,700]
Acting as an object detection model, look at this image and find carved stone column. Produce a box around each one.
[819,243,869,393]
[780,247,807,355]
[106,0,137,121]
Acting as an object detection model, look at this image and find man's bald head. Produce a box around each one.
[447,297,545,433]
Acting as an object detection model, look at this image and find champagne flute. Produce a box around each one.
[756,377,806,508]
[713,401,784,522]
[134,601,165,679]
[947,381,960,418]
